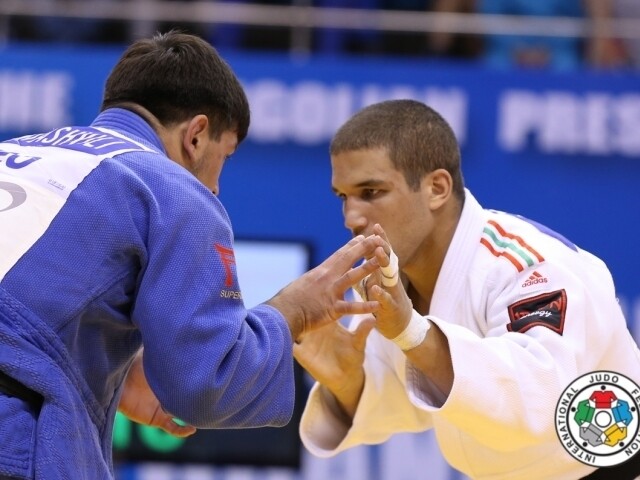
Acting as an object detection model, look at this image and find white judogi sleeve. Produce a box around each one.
[406,255,638,451]
[300,316,433,456]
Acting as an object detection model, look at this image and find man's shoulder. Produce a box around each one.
[477,210,553,273]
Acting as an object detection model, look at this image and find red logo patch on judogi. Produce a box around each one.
[214,243,236,287]
[507,289,567,334]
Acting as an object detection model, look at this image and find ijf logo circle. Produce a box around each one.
[555,371,640,468]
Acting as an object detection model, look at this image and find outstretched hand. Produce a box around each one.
[294,316,375,418]
[294,316,374,389]
[118,350,196,438]
[361,224,414,340]
[268,234,386,341]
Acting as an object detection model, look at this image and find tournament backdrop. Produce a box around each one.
[0,44,638,480]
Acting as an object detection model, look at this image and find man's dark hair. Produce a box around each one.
[331,99,465,200]
[101,31,250,142]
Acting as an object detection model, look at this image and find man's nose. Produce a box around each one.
[343,199,367,235]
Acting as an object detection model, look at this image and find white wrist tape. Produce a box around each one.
[380,249,399,287]
[390,310,431,352]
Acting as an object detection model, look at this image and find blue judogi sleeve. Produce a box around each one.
[125,155,295,427]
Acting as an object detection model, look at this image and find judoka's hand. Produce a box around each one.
[267,234,386,342]
[118,350,196,438]
[293,316,374,418]
[362,224,414,341]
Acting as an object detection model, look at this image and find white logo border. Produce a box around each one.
[555,370,640,468]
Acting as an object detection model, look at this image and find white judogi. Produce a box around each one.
[300,191,640,480]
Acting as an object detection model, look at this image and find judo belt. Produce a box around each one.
[0,370,43,413]
[581,450,640,480]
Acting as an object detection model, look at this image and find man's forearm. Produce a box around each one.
[405,321,454,396]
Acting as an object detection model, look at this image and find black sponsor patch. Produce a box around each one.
[507,289,567,335]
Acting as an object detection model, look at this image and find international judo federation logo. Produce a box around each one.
[555,371,640,468]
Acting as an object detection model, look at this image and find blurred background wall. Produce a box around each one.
[0,2,639,478]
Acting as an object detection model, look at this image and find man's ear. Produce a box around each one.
[182,114,210,165]
[423,168,452,210]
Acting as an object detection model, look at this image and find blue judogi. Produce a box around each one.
[0,109,295,479]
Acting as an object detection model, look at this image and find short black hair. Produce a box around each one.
[331,99,464,200]
[101,30,250,142]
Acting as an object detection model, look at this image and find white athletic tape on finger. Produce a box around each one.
[391,309,431,352]
[380,249,399,287]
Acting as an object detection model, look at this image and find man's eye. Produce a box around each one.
[361,189,379,199]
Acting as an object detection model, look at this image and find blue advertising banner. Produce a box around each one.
[1,45,639,480]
